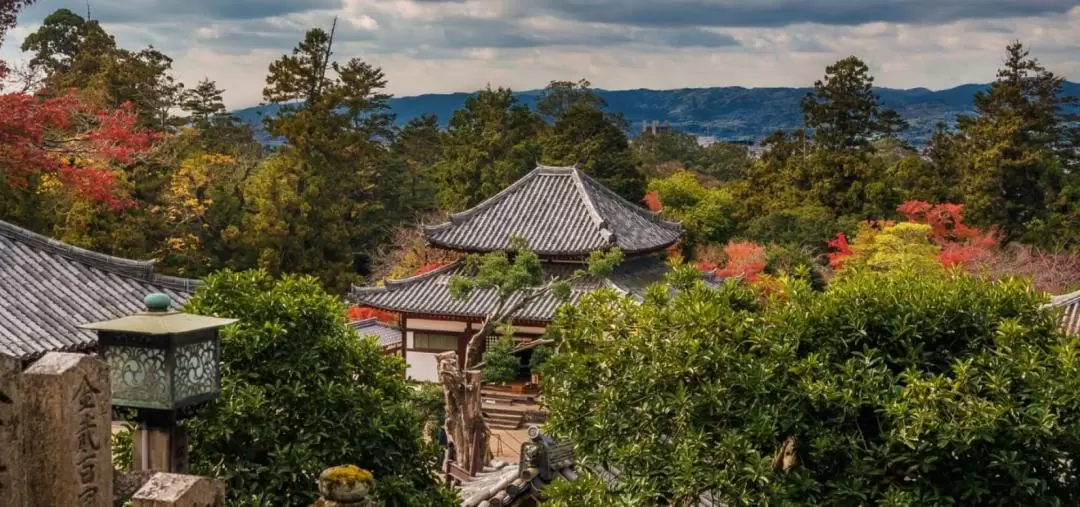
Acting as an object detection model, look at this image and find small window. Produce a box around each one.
[414,333,458,351]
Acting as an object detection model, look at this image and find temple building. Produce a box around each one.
[350,165,685,382]
[0,219,200,364]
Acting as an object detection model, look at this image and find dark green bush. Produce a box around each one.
[174,270,456,507]
[543,266,1080,506]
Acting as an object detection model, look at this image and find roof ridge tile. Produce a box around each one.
[0,219,202,287]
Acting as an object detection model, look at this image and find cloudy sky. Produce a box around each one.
[3,0,1079,109]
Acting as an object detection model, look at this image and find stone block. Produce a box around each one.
[131,473,224,507]
[21,352,112,507]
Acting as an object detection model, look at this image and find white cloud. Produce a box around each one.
[0,1,1077,108]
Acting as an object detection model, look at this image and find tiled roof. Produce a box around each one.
[0,220,200,361]
[423,165,682,257]
[1048,289,1080,335]
[349,318,403,349]
[350,255,679,322]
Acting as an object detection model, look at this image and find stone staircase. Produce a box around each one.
[481,389,546,430]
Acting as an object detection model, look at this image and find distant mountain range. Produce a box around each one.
[231,82,1080,146]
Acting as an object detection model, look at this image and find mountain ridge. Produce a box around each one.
[232,81,1080,145]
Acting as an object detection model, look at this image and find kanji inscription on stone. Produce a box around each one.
[21,352,112,507]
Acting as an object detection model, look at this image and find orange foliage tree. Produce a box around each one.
[346,305,399,325]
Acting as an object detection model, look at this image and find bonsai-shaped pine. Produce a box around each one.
[438,235,623,474]
[481,328,522,384]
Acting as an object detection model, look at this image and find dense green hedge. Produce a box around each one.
[543,266,1080,506]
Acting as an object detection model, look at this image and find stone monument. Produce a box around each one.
[20,352,112,507]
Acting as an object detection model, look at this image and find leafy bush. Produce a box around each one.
[409,383,447,442]
[481,336,520,383]
[171,270,456,507]
[743,205,841,252]
[528,345,554,371]
[543,265,1080,506]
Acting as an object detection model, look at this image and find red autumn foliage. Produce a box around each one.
[643,191,662,212]
[896,201,997,269]
[347,305,398,324]
[716,241,767,283]
[826,232,852,270]
[0,91,154,209]
[414,263,447,276]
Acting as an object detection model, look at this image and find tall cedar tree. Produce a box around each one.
[391,114,443,215]
[245,23,395,292]
[538,79,647,202]
[802,56,906,150]
[949,42,1077,242]
[21,8,185,130]
[433,86,542,209]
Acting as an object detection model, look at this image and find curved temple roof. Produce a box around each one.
[0,219,201,361]
[351,256,679,322]
[423,165,682,256]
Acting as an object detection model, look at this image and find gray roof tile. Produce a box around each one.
[349,318,403,349]
[423,165,681,256]
[350,255,679,322]
[1049,289,1080,335]
[0,220,200,361]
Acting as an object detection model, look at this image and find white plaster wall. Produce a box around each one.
[409,319,467,332]
[514,325,548,334]
[407,351,440,382]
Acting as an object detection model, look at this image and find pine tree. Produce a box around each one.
[243,22,396,292]
[801,56,904,150]
[951,41,1075,242]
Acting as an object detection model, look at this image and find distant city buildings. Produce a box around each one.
[640,119,672,135]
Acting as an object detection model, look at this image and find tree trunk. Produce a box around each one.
[438,352,488,475]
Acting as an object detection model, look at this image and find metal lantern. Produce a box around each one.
[79,292,236,412]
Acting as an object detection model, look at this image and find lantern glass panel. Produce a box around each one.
[174,338,219,402]
[104,344,170,409]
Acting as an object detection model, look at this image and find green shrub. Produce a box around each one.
[481,336,520,384]
[157,269,456,507]
[543,266,1078,506]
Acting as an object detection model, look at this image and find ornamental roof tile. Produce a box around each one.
[422,165,681,256]
[0,220,200,361]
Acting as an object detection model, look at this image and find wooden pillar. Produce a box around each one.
[131,473,224,507]
[0,356,22,506]
[133,425,188,474]
[21,352,112,507]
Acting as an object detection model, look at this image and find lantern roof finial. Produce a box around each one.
[145,292,171,312]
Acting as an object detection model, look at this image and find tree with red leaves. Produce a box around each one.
[716,241,767,282]
[346,305,399,325]
[828,201,998,274]
[1,0,153,211]
[0,92,155,209]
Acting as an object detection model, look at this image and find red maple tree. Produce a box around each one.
[2,2,153,210]
[826,232,852,270]
[347,305,399,324]
[643,191,662,212]
[716,241,767,282]
[0,92,154,209]
[414,262,447,276]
